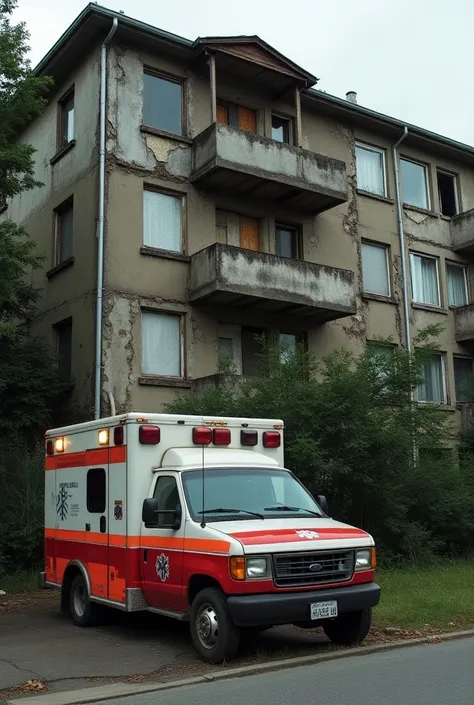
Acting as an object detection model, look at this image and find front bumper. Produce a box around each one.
[227,582,381,627]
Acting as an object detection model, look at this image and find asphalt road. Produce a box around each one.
[94,637,474,705]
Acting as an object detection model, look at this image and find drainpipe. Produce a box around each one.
[94,18,118,420]
[392,126,410,352]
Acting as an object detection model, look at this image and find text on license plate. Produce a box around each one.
[310,600,338,620]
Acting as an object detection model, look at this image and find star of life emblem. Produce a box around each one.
[155,553,170,582]
[296,530,319,539]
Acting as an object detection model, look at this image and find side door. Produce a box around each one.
[84,458,109,600]
[140,474,185,612]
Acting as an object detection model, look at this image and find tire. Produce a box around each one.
[322,607,372,646]
[69,573,103,627]
[190,588,241,663]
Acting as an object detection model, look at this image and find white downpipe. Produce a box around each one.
[94,18,118,420]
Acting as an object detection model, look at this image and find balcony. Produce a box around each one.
[451,209,474,252]
[190,124,348,214]
[188,243,356,321]
[454,304,474,342]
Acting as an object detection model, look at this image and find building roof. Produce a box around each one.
[34,3,474,162]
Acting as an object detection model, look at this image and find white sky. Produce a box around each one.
[14,0,474,146]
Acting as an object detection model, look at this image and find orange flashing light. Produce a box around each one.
[54,437,65,453]
[371,548,377,569]
[98,429,109,446]
[230,556,245,581]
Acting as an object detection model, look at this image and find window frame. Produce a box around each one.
[417,352,447,405]
[142,185,185,255]
[409,251,441,308]
[271,113,294,145]
[361,240,391,298]
[437,168,459,217]
[142,67,185,137]
[446,260,469,308]
[355,142,387,197]
[275,222,302,260]
[53,197,74,267]
[140,309,185,380]
[400,156,431,210]
[453,355,474,403]
[57,85,75,152]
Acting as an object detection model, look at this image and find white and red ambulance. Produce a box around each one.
[41,413,380,663]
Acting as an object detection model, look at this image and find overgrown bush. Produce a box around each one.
[167,329,474,566]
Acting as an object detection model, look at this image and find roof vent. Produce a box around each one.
[346,91,357,104]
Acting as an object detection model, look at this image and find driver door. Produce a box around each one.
[140,475,185,612]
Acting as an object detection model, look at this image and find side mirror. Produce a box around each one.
[142,498,159,526]
[317,494,329,516]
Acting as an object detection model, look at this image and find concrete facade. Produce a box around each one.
[2,5,474,429]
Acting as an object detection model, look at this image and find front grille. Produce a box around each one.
[273,549,354,588]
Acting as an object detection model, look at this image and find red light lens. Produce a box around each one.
[241,430,258,446]
[113,426,124,445]
[46,439,54,455]
[139,425,160,444]
[263,431,281,448]
[193,427,212,445]
[213,428,231,445]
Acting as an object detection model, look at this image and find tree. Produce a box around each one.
[0,1,66,444]
[166,329,474,563]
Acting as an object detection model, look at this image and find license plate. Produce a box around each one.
[310,600,338,620]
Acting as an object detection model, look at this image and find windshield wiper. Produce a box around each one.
[201,507,264,519]
[263,505,322,517]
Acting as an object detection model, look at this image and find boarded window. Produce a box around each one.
[240,216,259,250]
[87,468,106,513]
[141,312,181,377]
[143,190,182,252]
[216,101,257,133]
[143,72,182,135]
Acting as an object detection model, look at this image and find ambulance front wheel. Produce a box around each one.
[69,573,103,627]
[190,588,241,663]
[322,607,372,645]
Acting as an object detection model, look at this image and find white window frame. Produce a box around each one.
[446,261,469,308]
[361,241,391,297]
[417,352,447,405]
[140,310,184,378]
[400,157,430,210]
[355,142,387,197]
[409,252,441,307]
[142,187,184,254]
[437,169,459,217]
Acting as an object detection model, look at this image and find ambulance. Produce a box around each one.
[41,413,381,663]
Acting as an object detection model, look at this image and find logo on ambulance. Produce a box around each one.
[296,530,319,540]
[155,553,170,582]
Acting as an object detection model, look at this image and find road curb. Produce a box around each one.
[7,629,474,705]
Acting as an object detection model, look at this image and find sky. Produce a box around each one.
[13,0,474,147]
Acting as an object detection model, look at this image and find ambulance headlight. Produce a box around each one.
[246,557,269,579]
[355,548,376,570]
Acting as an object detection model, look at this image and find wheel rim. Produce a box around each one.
[73,583,86,618]
[196,602,219,650]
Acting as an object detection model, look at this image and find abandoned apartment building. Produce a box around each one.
[3,3,474,431]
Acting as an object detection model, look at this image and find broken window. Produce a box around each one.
[437,170,458,217]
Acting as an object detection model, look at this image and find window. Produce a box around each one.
[400,158,429,209]
[241,327,266,376]
[141,311,182,377]
[446,262,468,307]
[355,144,386,196]
[454,357,473,403]
[410,253,440,307]
[417,354,446,403]
[216,210,260,251]
[279,333,303,363]
[55,319,72,378]
[367,343,394,385]
[216,101,257,133]
[143,189,182,252]
[218,337,234,361]
[437,170,458,217]
[143,71,182,135]
[58,89,74,149]
[361,242,390,297]
[53,199,74,266]
[87,469,106,513]
[271,114,293,144]
[153,476,180,524]
[275,224,300,259]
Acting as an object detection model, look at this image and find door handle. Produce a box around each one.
[143,549,148,563]
[85,523,91,532]
[100,515,106,533]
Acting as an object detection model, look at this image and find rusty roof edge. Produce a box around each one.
[303,88,474,157]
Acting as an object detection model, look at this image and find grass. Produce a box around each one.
[374,560,474,631]
[0,569,39,593]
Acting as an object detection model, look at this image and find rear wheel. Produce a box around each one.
[322,608,372,645]
[69,573,103,627]
[190,588,241,663]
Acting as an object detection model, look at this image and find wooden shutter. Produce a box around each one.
[216,104,229,125]
[240,216,259,251]
[238,106,257,133]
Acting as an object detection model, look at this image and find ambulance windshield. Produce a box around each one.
[181,467,323,521]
